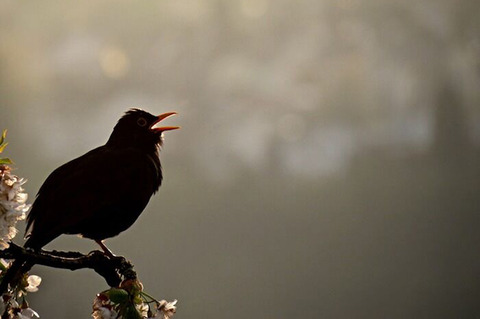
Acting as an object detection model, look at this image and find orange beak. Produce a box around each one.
[151,112,180,132]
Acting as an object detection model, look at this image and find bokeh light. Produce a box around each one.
[99,45,130,79]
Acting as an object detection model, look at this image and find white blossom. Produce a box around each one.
[136,303,149,318]
[16,308,40,319]
[25,275,42,293]
[92,306,117,319]
[0,300,5,317]
[92,288,178,319]
[0,298,40,319]
[155,300,177,319]
[0,167,30,249]
[92,294,117,319]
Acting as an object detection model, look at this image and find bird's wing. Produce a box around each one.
[25,146,159,248]
[25,146,103,235]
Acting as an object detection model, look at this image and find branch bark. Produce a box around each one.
[0,243,136,287]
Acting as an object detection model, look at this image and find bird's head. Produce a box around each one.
[107,108,179,150]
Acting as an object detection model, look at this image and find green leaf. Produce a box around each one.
[123,305,142,319]
[0,142,8,154]
[106,288,129,304]
[0,158,13,165]
[0,130,8,154]
[133,295,143,305]
[0,129,6,146]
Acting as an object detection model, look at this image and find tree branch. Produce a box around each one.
[0,243,136,287]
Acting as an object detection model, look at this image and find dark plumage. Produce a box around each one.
[0,108,178,292]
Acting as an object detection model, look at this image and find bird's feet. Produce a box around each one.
[95,240,116,258]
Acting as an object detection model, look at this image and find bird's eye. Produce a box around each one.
[137,117,148,127]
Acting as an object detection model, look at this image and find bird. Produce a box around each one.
[0,108,179,293]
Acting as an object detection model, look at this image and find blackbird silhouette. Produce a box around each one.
[0,108,179,293]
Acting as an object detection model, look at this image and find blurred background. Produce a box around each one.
[1,0,480,318]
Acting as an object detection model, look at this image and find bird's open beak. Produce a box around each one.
[151,112,180,132]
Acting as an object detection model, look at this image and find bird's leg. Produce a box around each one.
[95,240,116,258]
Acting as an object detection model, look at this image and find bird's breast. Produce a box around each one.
[71,149,162,240]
